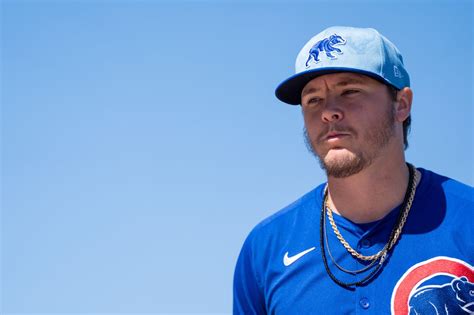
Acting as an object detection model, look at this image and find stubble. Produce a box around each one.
[304,104,396,178]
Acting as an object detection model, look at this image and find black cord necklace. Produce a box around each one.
[319,163,416,288]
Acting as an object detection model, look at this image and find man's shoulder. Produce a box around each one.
[258,183,324,227]
[245,183,325,243]
[420,168,473,203]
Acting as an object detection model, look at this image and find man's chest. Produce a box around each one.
[261,225,473,314]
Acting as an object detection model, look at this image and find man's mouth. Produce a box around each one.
[325,132,350,141]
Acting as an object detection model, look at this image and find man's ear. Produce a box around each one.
[394,87,413,123]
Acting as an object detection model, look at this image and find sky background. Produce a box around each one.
[1,0,473,314]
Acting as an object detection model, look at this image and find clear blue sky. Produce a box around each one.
[1,0,472,313]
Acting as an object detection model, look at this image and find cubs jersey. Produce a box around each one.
[233,168,474,314]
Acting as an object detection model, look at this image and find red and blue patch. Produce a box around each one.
[391,256,474,314]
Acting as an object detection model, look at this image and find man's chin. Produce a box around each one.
[320,149,366,178]
[325,147,352,157]
[324,148,356,164]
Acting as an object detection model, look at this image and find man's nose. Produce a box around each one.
[321,98,344,123]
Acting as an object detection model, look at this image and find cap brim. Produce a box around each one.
[275,67,390,105]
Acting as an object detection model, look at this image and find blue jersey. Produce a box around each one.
[233,168,474,314]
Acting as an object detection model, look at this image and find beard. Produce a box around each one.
[304,105,396,178]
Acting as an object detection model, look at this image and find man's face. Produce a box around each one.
[301,72,397,178]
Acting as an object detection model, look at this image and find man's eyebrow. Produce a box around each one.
[301,87,321,97]
[302,76,368,97]
[334,77,366,87]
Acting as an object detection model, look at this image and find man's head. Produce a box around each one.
[301,72,412,178]
[275,26,413,178]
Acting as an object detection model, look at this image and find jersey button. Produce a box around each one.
[359,297,370,309]
[361,239,371,248]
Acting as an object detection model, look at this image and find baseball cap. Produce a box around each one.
[275,26,410,105]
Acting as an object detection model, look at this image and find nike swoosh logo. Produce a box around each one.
[283,247,316,266]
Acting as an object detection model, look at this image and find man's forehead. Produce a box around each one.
[301,73,375,96]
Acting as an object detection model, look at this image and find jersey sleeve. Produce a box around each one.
[233,230,266,314]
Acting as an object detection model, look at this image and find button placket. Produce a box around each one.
[359,297,370,309]
[360,238,371,249]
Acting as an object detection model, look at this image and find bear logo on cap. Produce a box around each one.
[305,34,346,68]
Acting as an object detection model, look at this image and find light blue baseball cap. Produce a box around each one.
[275,26,410,105]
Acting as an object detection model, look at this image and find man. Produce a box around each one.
[233,26,473,314]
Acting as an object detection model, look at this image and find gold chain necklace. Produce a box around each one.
[325,165,419,261]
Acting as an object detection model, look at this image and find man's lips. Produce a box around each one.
[324,132,351,141]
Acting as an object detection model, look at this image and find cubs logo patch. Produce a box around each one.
[391,256,474,315]
[305,34,346,68]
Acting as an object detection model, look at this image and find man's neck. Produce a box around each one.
[326,157,417,224]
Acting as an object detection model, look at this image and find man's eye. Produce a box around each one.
[307,97,322,105]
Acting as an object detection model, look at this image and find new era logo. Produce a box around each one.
[394,65,402,78]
